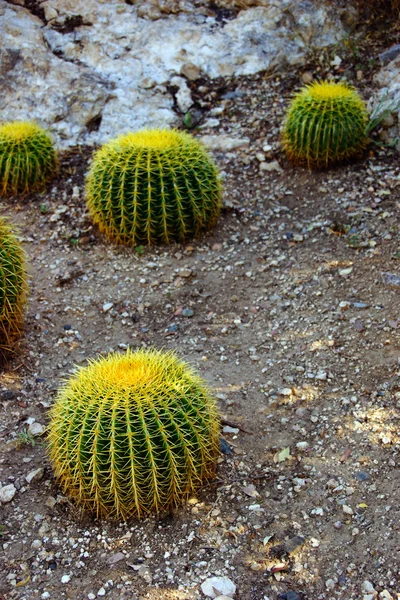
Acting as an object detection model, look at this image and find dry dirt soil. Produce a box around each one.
[1,25,400,600]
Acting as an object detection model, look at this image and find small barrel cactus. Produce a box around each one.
[0,121,58,196]
[85,128,222,245]
[283,81,369,168]
[48,348,220,520]
[0,218,28,359]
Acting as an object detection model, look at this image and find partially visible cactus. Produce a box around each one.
[48,348,220,520]
[283,81,369,169]
[0,219,28,359]
[0,121,58,196]
[85,128,222,245]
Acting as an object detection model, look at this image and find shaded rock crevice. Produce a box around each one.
[5,0,46,23]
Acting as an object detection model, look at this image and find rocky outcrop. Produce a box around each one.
[373,54,400,149]
[0,0,345,148]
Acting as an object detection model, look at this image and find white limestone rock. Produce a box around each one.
[0,483,16,504]
[0,0,344,148]
[201,576,236,598]
[26,468,45,484]
[200,135,250,151]
[0,2,110,146]
[373,55,400,149]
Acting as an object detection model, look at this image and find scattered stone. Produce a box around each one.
[284,536,306,554]
[342,505,354,515]
[222,426,239,434]
[353,302,369,309]
[170,76,193,113]
[327,479,339,489]
[296,441,309,450]
[201,576,236,598]
[138,565,152,584]
[28,422,46,437]
[45,496,57,509]
[381,272,400,286]
[182,308,194,317]
[301,71,313,84]
[102,302,113,312]
[0,484,16,504]
[200,135,250,151]
[379,591,394,599]
[279,591,304,600]
[179,269,192,278]
[379,44,400,64]
[242,485,260,499]
[326,579,336,591]
[362,581,376,593]
[220,438,232,455]
[259,160,283,173]
[353,320,365,333]
[315,371,327,381]
[107,552,125,565]
[280,388,292,396]
[61,575,71,584]
[26,468,45,484]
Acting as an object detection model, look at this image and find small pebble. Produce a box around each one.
[28,422,45,437]
[342,505,354,515]
[296,441,309,450]
[326,578,336,591]
[26,468,45,484]
[362,581,376,593]
[354,471,370,482]
[201,576,236,598]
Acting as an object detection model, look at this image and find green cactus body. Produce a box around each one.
[85,129,222,245]
[283,81,369,169]
[0,219,28,358]
[48,348,220,520]
[0,121,58,196]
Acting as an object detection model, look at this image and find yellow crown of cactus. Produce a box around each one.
[0,121,58,196]
[0,218,28,360]
[283,81,369,169]
[48,348,220,520]
[85,128,222,246]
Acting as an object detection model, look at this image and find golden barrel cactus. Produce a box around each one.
[48,348,220,520]
[0,121,58,196]
[0,218,28,359]
[85,128,222,245]
[283,81,369,169]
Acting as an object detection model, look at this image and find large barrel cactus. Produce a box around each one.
[0,219,28,359]
[85,128,222,245]
[0,121,58,196]
[283,81,369,169]
[48,348,220,520]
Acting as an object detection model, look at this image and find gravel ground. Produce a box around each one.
[1,29,400,600]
